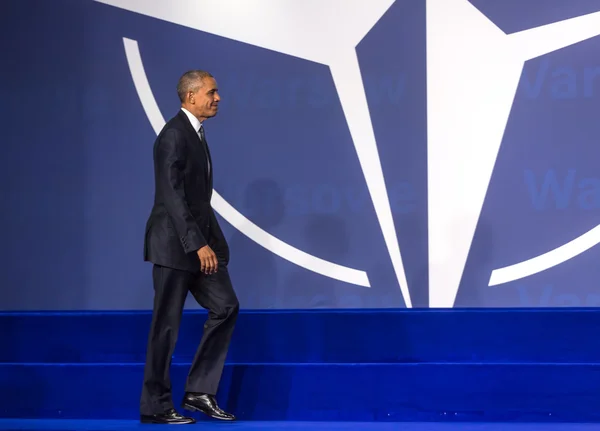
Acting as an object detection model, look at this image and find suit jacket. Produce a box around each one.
[143,110,229,272]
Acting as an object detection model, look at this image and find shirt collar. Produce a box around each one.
[180,107,202,133]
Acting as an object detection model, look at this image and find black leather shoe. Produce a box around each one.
[140,408,196,424]
[182,392,236,421]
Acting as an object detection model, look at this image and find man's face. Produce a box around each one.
[190,77,220,120]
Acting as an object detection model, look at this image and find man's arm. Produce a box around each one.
[156,128,207,254]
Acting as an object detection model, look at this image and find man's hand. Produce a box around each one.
[197,245,218,274]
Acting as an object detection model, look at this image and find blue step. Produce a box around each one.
[1,362,600,422]
[3,309,600,422]
[2,309,600,364]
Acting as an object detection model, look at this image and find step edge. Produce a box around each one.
[2,361,600,366]
[3,308,600,316]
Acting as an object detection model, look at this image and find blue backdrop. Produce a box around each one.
[2,0,600,310]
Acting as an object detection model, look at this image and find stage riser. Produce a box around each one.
[1,363,600,422]
[2,310,600,363]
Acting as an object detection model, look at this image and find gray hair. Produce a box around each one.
[177,70,213,102]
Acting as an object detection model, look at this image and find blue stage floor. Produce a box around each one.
[1,421,600,431]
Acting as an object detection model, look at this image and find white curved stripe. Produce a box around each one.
[489,224,600,286]
[123,37,370,288]
[211,193,370,285]
[123,38,164,136]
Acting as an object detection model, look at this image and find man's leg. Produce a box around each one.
[181,261,239,419]
[140,264,192,421]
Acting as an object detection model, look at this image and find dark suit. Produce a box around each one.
[140,109,239,416]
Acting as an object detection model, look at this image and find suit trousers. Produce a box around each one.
[140,261,239,415]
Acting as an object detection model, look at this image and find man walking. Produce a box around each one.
[140,70,239,425]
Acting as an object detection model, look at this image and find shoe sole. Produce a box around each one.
[181,402,236,421]
[140,418,196,425]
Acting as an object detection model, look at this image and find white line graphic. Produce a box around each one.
[123,37,370,288]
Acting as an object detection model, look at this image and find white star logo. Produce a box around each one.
[94,0,600,308]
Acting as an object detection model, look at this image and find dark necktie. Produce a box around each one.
[198,125,211,175]
[199,124,205,142]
